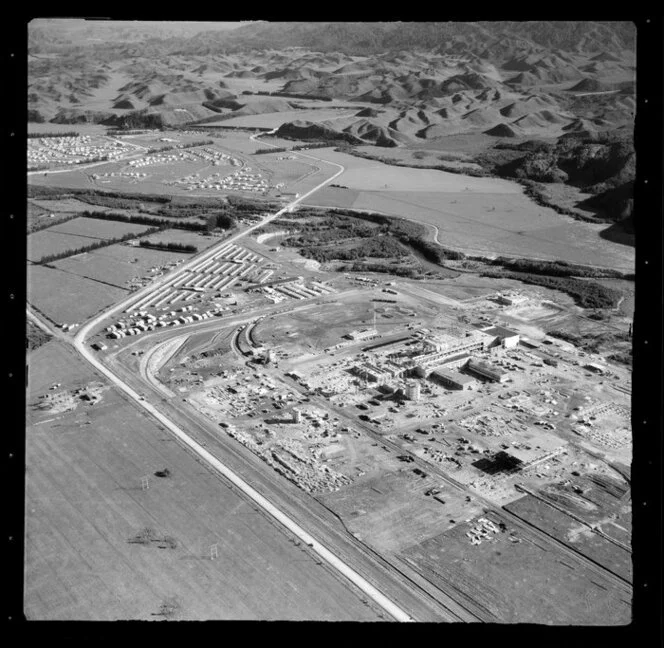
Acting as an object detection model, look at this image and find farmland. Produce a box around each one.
[27,227,224,324]
[25,341,381,620]
[27,217,153,262]
[50,232,215,290]
[301,149,635,271]
[27,263,130,325]
[208,108,357,129]
[24,21,639,624]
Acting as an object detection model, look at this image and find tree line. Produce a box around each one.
[28,131,79,138]
[145,140,214,154]
[37,227,161,265]
[79,210,209,231]
[480,270,621,309]
[139,240,198,253]
[241,90,333,102]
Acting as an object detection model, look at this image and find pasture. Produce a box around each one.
[138,229,219,251]
[27,263,129,325]
[355,145,483,171]
[25,340,379,620]
[207,108,357,129]
[300,150,635,271]
[251,153,321,188]
[29,197,132,215]
[27,217,152,262]
[50,233,212,290]
[29,168,99,190]
[299,149,519,193]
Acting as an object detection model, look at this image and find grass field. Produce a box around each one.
[251,153,321,188]
[300,149,520,193]
[49,235,207,290]
[29,198,132,215]
[27,264,129,325]
[301,150,635,271]
[209,133,267,154]
[27,217,153,262]
[210,109,357,129]
[25,340,380,620]
[355,145,483,171]
[29,168,99,190]
[138,229,219,251]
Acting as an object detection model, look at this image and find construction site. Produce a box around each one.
[82,261,632,624]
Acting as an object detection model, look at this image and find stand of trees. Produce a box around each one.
[485,256,632,279]
[145,140,214,154]
[29,213,79,233]
[480,270,621,309]
[206,212,236,231]
[294,236,407,262]
[242,90,333,101]
[79,211,208,231]
[139,240,198,253]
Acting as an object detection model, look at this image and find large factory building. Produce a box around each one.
[429,369,476,390]
[466,359,509,382]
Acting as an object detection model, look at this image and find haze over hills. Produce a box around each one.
[28,20,635,230]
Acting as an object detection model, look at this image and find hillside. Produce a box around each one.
[27,20,636,227]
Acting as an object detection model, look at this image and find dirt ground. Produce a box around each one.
[402,510,631,624]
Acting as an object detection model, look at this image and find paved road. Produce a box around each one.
[110,336,464,621]
[67,145,420,621]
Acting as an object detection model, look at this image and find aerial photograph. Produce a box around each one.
[25,19,637,623]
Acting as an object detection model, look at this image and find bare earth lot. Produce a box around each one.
[402,512,631,624]
[25,340,380,621]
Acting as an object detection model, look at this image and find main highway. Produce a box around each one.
[59,139,442,622]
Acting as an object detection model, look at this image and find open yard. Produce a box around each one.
[25,341,380,620]
[402,511,631,624]
[320,469,483,553]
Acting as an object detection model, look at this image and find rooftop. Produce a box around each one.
[482,325,519,339]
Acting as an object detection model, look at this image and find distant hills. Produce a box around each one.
[27,21,636,228]
[29,21,635,59]
[140,21,636,58]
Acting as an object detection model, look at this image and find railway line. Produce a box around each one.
[31,124,632,622]
[105,347,468,622]
[65,143,451,622]
[130,307,631,618]
[275,374,633,597]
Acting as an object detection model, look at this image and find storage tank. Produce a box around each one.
[406,382,421,401]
